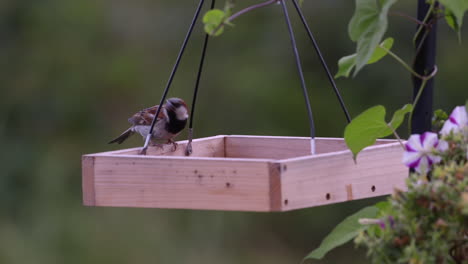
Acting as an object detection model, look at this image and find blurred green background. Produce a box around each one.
[1,0,467,263]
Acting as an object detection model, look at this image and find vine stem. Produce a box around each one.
[228,0,279,21]
[387,123,406,150]
[408,66,438,134]
[413,0,435,44]
[210,0,279,35]
[379,45,438,136]
[389,11,426,26]
[381,46,426,80]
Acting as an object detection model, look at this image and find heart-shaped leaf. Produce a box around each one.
[336,37,394,78]
[344,104,412,160]
[304,206,378,260]
[348,0,397,76]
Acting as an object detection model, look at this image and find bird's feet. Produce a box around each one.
[139,147,148,155]
[168,139,178,152]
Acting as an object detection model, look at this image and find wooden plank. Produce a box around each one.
[90,154,274,212]
[94,135,226,157]
[225,135,311,159]
[268,163,283,211]
[279,142,407,211]
[225,135,399,159]
[82,156,96,206]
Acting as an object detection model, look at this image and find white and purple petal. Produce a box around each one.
[436,139,449,152]
[416,155,430,174]
[441,106,468,136]
[403,132,443,173]
[421,132,439,150]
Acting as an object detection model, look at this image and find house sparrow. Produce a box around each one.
[109,98,189,150]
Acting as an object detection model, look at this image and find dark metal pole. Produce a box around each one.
[411,0,438,134]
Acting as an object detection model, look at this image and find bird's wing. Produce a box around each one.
[128,105,166,126]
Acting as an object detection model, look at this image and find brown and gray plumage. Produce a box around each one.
[109,98,189,148]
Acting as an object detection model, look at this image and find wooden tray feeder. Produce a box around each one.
[82,135,407,212]
[82,1,408,212]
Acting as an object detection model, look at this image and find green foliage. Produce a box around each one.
[440,0,468,37]
[344,104,412,160]
[304,206,379,260]
[348,0,398,76]
[203,9,227,36]
[355,162,468,263]
[353,122,468,263]
[203,1,235,36]
[433,109,449,131]
[445,9,461,40]
[335,37,394,78]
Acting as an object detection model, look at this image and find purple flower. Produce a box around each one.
[388,216,395,228]
[378,220,386,229]
[440,106,468,136]
[403,132,448,173]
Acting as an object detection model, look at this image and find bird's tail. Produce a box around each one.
[108,128,134,144]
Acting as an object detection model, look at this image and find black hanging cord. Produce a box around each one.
[186,0,216,156]
[141,0,206,154]
[290,0,351,123]
[280,0,316,154]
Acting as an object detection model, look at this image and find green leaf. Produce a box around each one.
[348,0,397,76]
[344,104,412,159]
[203,9,226,36]
[439,0,468,36]
[445,9,461,40]
[375,201,390,216]
[375,201,390,211]
[335,37,394,78]
[345,106,388,159]
[304,206,378,260]
[385,104,413,135]
[335,54,357,79]
[368,37,394,63]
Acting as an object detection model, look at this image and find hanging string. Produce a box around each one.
[280,0,316,155]
[290,0,351,124]
[186,0,216,156]
[141,0,206,155]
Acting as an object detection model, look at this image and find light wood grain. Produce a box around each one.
[225,135,398,158]
[90,154,275,211]
[279,142,407,211]
[82,156,96,206]
[225,135,311,159]
[94,135,226,157]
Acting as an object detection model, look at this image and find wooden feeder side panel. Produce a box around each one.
[279,142,407,211]
[82,156,96,206]
[102,135,226,157]
[83,154,278,212]
[225,135,312,159]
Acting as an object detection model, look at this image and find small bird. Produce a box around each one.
[109,98,189,150]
